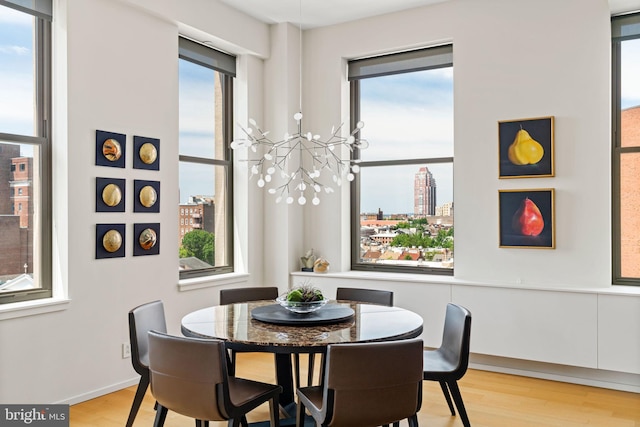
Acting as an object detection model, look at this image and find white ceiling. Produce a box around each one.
[219,0,640,29]
[217,0,449,29]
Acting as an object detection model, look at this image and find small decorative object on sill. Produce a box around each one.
[300,248,315,272]
[313,257,329,273]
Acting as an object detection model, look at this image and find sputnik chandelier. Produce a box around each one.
[231,115,367,205]
[230,0,368,206]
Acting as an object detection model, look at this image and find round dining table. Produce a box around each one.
[181,299,424,412]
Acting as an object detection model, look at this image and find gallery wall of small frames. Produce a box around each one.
[95,130,161,259]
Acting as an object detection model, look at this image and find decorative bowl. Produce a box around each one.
[276,295,328,314]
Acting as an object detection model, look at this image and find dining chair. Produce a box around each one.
[335,287,394,306]
[220,286,279,375]
[148,330,282,427]
[304,287,395,386]
[296,338,423,427]
[126,300,167,427]
[423,303,472,427]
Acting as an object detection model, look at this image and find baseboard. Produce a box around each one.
[56,377,140,405]
[470,353,640,393]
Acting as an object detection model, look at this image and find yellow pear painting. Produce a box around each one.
[507,127,544,165]
[498,116,554,178]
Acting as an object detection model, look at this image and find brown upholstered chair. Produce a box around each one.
[296,338,423,427]
[127,300,167,427]
[148,330,282,427]
[423,303,472,427]
[305,287,395,387]
[335,287,394,306]
[220,287,279,375]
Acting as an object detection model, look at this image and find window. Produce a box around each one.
[0,0,52,303]
[612,13,640,285]
[349,45,454,275]
[178,37,234,278]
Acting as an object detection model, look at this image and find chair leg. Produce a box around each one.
[447,381,470,427]
[126,375,150,427]
[439,381,455,416]
[270,396,280,427]
[408,414,419,427]
[296,399,306,427]
[153,404,168,427]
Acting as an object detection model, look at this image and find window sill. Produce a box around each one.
[178,272,250,292]
[0,297,71,321]
[290,271,640,296]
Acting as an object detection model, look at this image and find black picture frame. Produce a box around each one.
[133,180,160,213]
[96,130,126,168]
[96,223,126,259]
[499,189,555,249]
[498,116,554,178]
[95,177,126,212]
[133,136,160,170]
[133,223,160,256]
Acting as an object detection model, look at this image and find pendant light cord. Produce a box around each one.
[298,0,303,114]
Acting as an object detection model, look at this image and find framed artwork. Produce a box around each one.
[498,116,554,178]
[96,130,126,168]
[499,188,555,249]
[96,223,126,259]
[133,136,160,170]
[96,177,125,212]
[133,223,160,256]
[133,179,160,213]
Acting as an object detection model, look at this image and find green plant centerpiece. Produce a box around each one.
[277,283,327,314]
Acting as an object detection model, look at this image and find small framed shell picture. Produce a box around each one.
[96,177,125,212]
[133,223,160,256]
[96,130,126,168]
[133,136,160,170]
[96,223,126,259]
[133,179,160,213]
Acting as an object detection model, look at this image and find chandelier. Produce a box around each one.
[230,1,368,206]
[231,115,367,205]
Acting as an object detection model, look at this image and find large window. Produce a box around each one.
[612,13,640,286]
[0,0,52,304]
[349,45,454,275]
[178,37,234,279]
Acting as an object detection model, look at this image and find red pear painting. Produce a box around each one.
[511,197,544,236]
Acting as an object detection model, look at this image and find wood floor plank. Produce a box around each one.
[70,353,640,427]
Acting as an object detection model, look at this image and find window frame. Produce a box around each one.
[178,36,234,280]
[349,45,454,276]
[0,0,52,304]
[611,12,640,286]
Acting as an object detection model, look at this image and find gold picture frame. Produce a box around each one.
[498,116,554,178]
[499,188,555,249]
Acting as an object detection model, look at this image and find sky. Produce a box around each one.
[358,68,454,214]
[0,6,35,147]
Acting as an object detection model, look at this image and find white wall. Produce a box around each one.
[294,0,640,391]
[0,0,639,406]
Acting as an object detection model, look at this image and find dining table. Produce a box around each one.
[181,299,424,425]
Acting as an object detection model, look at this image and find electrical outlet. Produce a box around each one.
[122,342,131,359]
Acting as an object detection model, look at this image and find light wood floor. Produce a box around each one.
[70,353,640,427]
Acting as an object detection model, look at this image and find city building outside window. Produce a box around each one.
[349,45,454,275]
[612,12,640,286]
[178,37,234,278]
[0,0,52,303]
